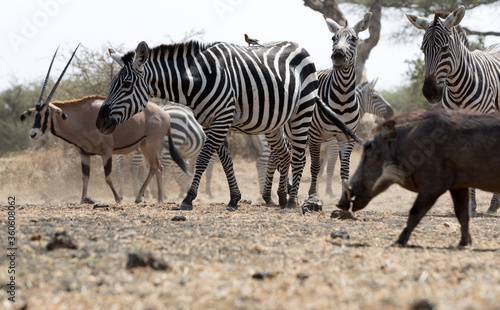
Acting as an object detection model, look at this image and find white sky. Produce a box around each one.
[1,0,500,94]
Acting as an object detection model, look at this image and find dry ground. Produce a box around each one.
[0,147,499,310]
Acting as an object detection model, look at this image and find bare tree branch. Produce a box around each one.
[462,27,500,37]
[303,0,346,24]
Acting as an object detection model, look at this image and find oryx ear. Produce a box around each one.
[49,103,67,120]
[133,41,150,69]
[20,108,36,121]
[324,15,342,33]
[379,120,397,141]
[443,5,465,29]
[109,48,125,67]
[405,13,431,30]
[353,12,372,34]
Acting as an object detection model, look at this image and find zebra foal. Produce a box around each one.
[406,5,500,215]
[95,40,356,211]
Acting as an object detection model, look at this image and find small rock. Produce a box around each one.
[240,199,252,204]
[171,215,187,221]
[126,252,170,270]
[330,210,357,220]
[46,230,78,251]
[92,203,110,210]
[252,271,276,280]
[29,234,42,241]
[411,299,435,310]
[330,228,350,240]
[301,194,323,213]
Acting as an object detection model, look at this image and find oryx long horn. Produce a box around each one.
[38,46,60,105]
[44,43,81,104]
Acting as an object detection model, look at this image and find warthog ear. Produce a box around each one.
[49,103,67,120]
[20,108,36,121]
[379,120,397,141]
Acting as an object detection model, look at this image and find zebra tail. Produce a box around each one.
[316,97,362,143]
[166,126,189,175]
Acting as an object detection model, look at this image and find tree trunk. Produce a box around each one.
[303,0,383,83]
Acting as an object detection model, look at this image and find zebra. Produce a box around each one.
[117,105,215,199]
[406,5,500,215]
[306,12,372,203]
[254,78,393,200]
[320,78,394,196]
[95,40,357,211]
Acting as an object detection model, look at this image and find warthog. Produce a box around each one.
[337,108,500,247]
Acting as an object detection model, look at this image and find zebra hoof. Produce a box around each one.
[180,202,193,211]
[487,202,499,213]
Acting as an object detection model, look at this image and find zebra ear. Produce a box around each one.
[353,12,372,34]
[134,41,150,69]
[109,48,125,67]
[443,5,465,29]
[405,13,430,30]
[324,15,342,33]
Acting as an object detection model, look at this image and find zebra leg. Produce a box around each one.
[262,152,279,205]
[325,140,339,197]
[216,141,241,211]
[338,139,355,197]
[116,155,125,198]
[181,125,234,211]
[307,139,322,198]
[204,154,215,198]
[80,152,91,204]
[487,193,500,213]
[102,155,122,203]
[265,131,290,208]
[256,148,271,196]
[469,188,477,217]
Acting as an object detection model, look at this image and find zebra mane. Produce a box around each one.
[121,41,217,64]
[51,95,105,107]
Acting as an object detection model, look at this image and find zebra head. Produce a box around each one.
[96,41,151,135]
[324,12,372,70]
[20,45,79,139]
[358,79,394,119]
[406,6,466,104]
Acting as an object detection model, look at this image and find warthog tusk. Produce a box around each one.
[344,184,352,202]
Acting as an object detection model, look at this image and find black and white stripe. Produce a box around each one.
[307,13,372,199]
[407,6,500,215]
[97,40,355,210]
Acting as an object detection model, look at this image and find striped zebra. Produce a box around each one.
[320,78,394,196]
[406,5,500,215]
[255,78,393,200]
[95,40,356,211]
[117,105,215,200]
[307,12,373,202]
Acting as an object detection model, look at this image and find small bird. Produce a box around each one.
[244,34,263,47]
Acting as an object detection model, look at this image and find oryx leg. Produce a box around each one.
[102,155,122,203]
[137,144,164,203]
[80,151,91,204]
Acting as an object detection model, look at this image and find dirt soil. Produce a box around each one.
[0,148,499,310]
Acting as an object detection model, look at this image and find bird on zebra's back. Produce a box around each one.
[244,34,263,47]
[20,46,187,204]
[406,5,500,216]
[96,39,357,211]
